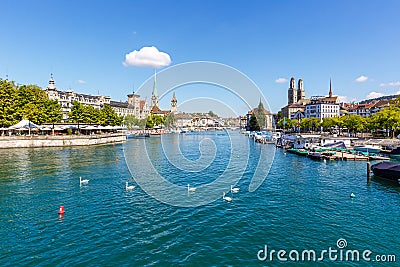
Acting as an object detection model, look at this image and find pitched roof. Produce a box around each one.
[140,100,147,110]
[151,105,170,115]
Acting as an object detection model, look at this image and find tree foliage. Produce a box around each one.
[146,113,166,129]
[69,102,123,127]
[254,101,267,129]
[248,114,260,131]
[0,79,62,127]
[164,113,176,127]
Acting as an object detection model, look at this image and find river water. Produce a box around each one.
[0,131,399,266]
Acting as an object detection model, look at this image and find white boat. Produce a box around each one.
[353,145,381,153]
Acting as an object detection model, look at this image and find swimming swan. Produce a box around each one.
[80,176,89,185]
[126,182,135,191]
[223,192,232,202]
[230,185,239,193]
[187,184,196,192]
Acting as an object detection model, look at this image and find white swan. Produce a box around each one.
[79,176,89,185]
[126,181,135,191]
[187,184,196,192]
[230,185,239,193]
[223,192,232,202]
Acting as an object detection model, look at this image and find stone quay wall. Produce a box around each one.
[0,134,126,149]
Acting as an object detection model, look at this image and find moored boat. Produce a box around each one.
[354,145,381,153]
[308,152,324,160]
[371,161,400,185]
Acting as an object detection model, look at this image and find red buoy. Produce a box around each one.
[58,206,65,215]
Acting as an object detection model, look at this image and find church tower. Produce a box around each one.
[297,78,305,101]
[288,77,297,105]
[45,73,58,100]
[329,78,333,98]
[171,91,177,113]
[151,69,159,108]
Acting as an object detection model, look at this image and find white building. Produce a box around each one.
[45,74,111,121]
[45,74,150,121]
[304,80,340,119]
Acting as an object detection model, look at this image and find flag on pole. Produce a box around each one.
[297,113,301,127]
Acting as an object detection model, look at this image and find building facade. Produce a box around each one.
[281,77,309,119]
[45,74,111,121]
[45,74,150,121]
[304,80,340,119]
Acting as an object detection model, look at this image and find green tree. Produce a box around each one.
[99,104,122,126]
[390,95,400,107]
[152,114,165,127]
[248,113,260,131]
[164,113,176,127]
[365,114,379,133]
[309,117,321,132]
[342,115,364,137]
[0,79,18,127]
[44,100,62,135]
[332,116,345,135]
[145,113,165,129]
[124,115,146,130]
[124,114,136,130]
[254,101,267,130]
[300,118,310,132]
[208,110,218,118]
[82,105,100,124]
[375,106,400,137]
[146,115,154,129]
[321,117,336,133]
[68,101,85,131]
[15,84,50,124]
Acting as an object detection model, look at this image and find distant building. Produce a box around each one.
[110,93,150,120]
[45,74,111,121]
[304,80,340,119]
[246,99,274,130]
[171,92,177,113]
[151,70,159,109]
[45,74,150,121]
[149,70,173,117]
[281,77,310,119]
[346,99,391,117]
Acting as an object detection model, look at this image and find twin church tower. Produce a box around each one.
[288,77,305,105]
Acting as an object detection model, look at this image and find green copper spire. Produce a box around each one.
[152,68,158,97]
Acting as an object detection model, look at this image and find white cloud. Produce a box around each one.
[77,79,86,84]
[275,77,287,83]
[379,81,400,87]
[366,91,384,99]
[355,75,368,82]
[123,46,171,68]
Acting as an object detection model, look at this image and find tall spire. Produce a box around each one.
[329,78,332,98]
[151,69,159,108]
[152,68,158,97]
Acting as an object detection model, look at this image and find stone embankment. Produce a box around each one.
[0,134,126,149]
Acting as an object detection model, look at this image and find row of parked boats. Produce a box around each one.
[272,133,400,186]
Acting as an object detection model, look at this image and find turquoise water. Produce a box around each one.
[0,132,399,266]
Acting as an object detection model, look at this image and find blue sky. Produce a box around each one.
[1,0,400,116]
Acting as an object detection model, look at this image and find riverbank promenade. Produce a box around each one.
[0,133,126,149]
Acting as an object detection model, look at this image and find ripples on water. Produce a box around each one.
[0,132,399,266]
